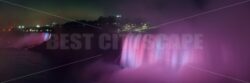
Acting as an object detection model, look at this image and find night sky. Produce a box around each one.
[0,0,242,28]
[0,0,120,27]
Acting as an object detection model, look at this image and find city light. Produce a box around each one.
[116,14,122,18]
[45,24,50,27]
[52,22,57,25]
[8,28,12,32]
[18,26,22,29]
[36,24,41,28]
[18,25,25,29]
[119,23,150,32]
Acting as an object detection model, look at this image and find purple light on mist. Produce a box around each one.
[8,33,51,48]
[43,33,51,41]
[120,34,199,70]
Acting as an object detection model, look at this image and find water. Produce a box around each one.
[0,32,51,48]
[121,34,196,70]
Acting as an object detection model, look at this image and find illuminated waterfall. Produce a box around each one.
[121,34,196,69]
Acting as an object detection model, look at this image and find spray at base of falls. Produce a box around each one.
[120,34,203,70]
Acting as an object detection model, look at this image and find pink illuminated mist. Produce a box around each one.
[120,34,202,70]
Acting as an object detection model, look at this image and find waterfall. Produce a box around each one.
[121,34,197,70]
